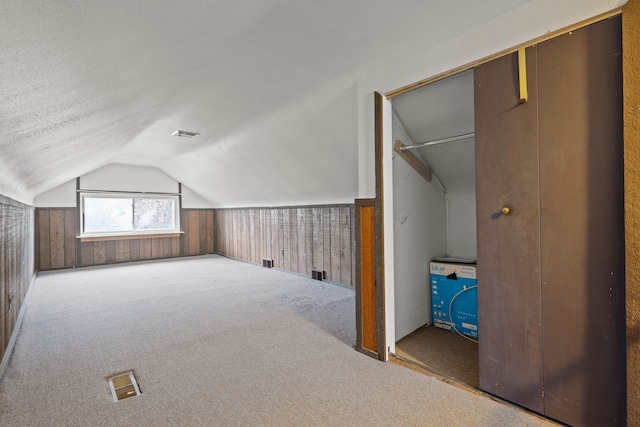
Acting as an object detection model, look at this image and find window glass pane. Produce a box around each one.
[84,198,133,232]
[133,198,175,230]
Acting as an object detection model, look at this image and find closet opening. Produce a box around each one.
[390,69,479,388]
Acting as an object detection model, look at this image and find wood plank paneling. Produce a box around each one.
[116,240,130,263]
[247,209,260,264]
[213,205,355,286]
[305,208,314,277]
[282,209,291,271]
[270,209,279,268]
[181,210,189,255]
[34,210,41,270]
[289,209,299,274]
[139,238,152,259]
[38,210,51,270]
[624,3,640,425]
[323,208,331,280]
[252,209,260,264]
[1,196,35,365]
[207,211,214,254]
[105,240,116,264]
[171,236,180,256]
[263,210,270,262]
[347,206,355,286]
[199,211,207,255]
[80,242,94,266]
[312,208,323,273]
[129,239,140,261]
[93,241,106,264]
[49,210,65,269]
[36,208,215,270]
[26,201,366,342]
[188,210,200,256]
[221,210,228,255]
[242,210,250,263]
[232,210,239,260]
[330,207,341,283]
[151,237,162,258]
[214,211,221,254]
[63,210,76,268]
[297,208,307,275]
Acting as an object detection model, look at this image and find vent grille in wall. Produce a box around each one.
[262,259,273,268]
[311,269,325,281]
[108,371,141,402]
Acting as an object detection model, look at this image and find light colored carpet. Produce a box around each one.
[0,255,557,426]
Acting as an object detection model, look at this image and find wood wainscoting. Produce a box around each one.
[214,205,355,287]
[35,208,215,270]
[0,195,35,366]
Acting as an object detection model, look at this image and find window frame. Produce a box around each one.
[78,191,181,239]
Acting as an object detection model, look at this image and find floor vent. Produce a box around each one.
[262,259,274,268]
[108,371,141,402]
[311,269,325,281]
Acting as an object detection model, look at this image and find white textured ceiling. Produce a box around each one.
[0,0,610,206]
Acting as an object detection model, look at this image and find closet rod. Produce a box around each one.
[400,132,475,151]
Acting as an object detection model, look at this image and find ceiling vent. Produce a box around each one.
[171,129,199,138]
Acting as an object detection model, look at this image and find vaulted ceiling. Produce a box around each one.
[0,1,624,206]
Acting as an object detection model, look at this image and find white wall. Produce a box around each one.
[447,191,477,259]
[181,185,215,209]
[33,179,77,207]
[80,164,178,193]
[33,164,212,209]
[391,114,447,341]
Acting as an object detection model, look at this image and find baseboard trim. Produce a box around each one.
[0,272,37,383]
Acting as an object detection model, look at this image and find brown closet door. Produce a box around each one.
[537,16,625,426]
[475,47,544,413]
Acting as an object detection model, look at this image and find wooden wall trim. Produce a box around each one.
[624,1,640,425]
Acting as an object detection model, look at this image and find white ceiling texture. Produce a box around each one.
[0,0,626,206]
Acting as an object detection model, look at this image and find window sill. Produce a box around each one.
[79,232,183,243]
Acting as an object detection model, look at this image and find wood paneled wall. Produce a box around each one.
[624,2,640,425]
[214,205,355,286]
[0,195,35,365]
[35,208,214,270]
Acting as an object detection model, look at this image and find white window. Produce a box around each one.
[80,192,180,238]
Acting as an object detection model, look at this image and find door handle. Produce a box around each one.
[492,206,512,219]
